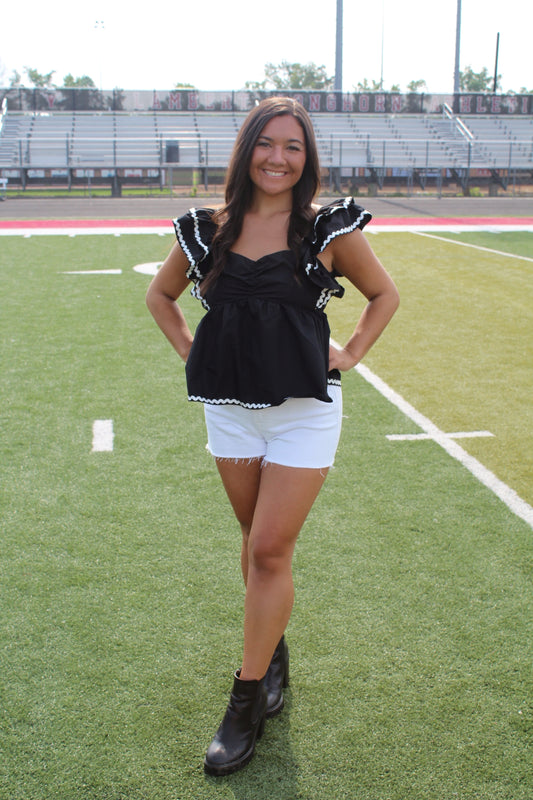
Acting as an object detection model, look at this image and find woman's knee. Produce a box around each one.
[248,535,294,575]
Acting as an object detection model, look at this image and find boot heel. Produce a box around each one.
[257,714,266,740]
[265,637,290,718]
[283,660,289,689]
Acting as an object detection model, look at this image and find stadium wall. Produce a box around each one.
[1,88,532,116]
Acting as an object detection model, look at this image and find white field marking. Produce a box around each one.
[133,262,162,275]
[367,224,533,235]
[413,230,533,262]
[0,226,172,237]
[63,269,122,275]
[387,430,494,441]
[341,354,533,529]
[91,419,114,452]
[2,223,533,238]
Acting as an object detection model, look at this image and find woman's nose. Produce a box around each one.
[268,145,285,164]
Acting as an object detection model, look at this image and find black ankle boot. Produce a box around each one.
[204,670,267,776]
[264,636,289,718]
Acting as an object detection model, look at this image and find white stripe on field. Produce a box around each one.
[352,360,533,529]
[63,269,122,275]
[92,419,114,452]
[387,430,494,441]
[2,223,533,238]
[413,231,533,262]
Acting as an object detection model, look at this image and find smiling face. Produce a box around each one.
[248,114,307,202]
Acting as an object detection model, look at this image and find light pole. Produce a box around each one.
[334,0,343,91]
[493,32,500,93]
[94,20,105,91]
[380,0,385,90]
[453,0,461,94]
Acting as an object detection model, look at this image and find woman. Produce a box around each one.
[146,97,399,776]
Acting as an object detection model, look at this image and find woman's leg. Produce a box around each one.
[216,458,328,681]
[215,457,263,585]
[241,463,327,680]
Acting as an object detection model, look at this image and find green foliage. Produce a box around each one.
[24,66,55,87]
[355,78,382,92]
[354,78,402,92]
[460,65,500,92]
[246,60,334,91]
[63,74,96,88]
[407,79,427,92]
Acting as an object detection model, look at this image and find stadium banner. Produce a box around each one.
[1,88,532,115]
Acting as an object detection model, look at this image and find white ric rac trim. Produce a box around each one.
[173,218,195,268]
[174,210,212,310]
[190,282,210,310]
[188,395,271,409]
[316,288,334,309]
[173,208,210,272]
[318,210,371,253]
[312,196,371,254]
[190,207,211,259]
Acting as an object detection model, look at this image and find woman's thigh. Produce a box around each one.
[215,457,263,531]
[215,459,327,554]
[251,463,328,551]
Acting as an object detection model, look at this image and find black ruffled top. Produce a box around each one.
[173,197,372,408]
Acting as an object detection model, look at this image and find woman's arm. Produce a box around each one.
[146,242,195,362]
[326,228,400,371]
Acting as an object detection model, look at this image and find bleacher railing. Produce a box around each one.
[4,134,531,172]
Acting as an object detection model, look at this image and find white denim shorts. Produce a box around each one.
[203,385,343,469]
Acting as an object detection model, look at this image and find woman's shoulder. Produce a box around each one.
[309,196,372,254]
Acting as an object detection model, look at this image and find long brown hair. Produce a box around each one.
[205,97,321,289]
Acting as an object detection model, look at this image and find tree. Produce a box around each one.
[354,78,401,92]
[407,79,427,93]
[63,74,96,88]
[460,65,500,92]
[246,61,334,91]
[24,67,55,87]
[174,82,196,89]
[355,78,381,92]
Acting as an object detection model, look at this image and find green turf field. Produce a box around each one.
[1,231,532,799]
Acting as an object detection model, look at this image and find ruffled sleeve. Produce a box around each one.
[311,196,372,255]
[299,197,370,306]
[172,207,216,281]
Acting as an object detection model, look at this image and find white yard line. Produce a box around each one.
[412,230,533,262]
[387,430,494,441]
[91,419,114,452]
[63,269,123,275]
[0,227,170,237]
[353,361,533,529]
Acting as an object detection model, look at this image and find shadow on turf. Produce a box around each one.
[204,691,299,799]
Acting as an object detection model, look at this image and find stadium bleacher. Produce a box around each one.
[1,94,532,190]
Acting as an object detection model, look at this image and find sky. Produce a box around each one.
[1,0,531,95]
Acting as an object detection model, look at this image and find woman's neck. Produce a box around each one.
[249,188,293,218]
